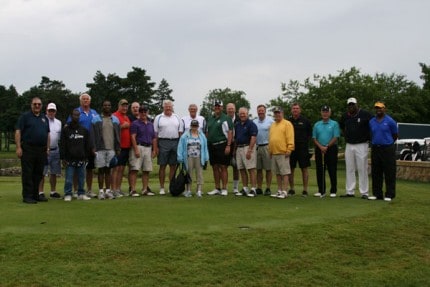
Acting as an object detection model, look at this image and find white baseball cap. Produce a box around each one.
[347,97,357,104]
[47,103,57,110]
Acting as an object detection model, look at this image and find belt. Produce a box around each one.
[212,140,227,145]
[137,143,152,147]
[236,144,249,148]
[50,147,58,151]
[158,138,178,141]
[258,143,268,147]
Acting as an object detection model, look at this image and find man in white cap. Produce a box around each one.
[339,97,373,199]
[38,102,62,199]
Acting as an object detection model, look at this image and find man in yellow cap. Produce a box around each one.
[368,102,398,202]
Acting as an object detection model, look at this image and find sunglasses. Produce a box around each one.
[32,103,42,106]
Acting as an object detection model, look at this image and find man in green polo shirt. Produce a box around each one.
[206,100,233,196]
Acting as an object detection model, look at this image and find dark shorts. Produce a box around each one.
[290,143,311,169]
[86,154,95,170]
[157,139,179,166]
[117,148,130,166]
[209,142,231,166]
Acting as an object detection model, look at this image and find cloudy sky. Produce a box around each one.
[1,0,429,115]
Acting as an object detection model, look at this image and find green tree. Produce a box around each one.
[152,78,174,116]
[21,77,78,123]
[200,88,250,119]
[0,85,20,150]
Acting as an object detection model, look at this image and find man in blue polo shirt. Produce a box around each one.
[234,107,258,197]
[312,105,340,198]
[15,97,50,204]
[253,104,273,196]
[368,102,398,202]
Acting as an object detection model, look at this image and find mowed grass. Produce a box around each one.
[0,163,429,287]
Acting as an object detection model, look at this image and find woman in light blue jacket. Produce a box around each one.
[177,120,209,197]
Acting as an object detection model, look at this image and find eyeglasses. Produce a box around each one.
[32,103,42,106]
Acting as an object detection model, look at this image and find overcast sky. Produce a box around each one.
[1,0,429,115]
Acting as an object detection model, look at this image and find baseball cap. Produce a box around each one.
[347,97,357,104]
[119,99,129,106]
[139,105,149,112]
[214,99,223,106]
[374,102,385,108]
[47,103,57,110]
[190,120,199,126]
[321,105,331,112]
[273,106,283,113]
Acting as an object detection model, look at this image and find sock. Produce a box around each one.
[233,180,239,189]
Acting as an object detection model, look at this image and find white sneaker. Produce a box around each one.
[64,195,72,202]
[77,194,91,200]
[141,190,155,196]
[86,191,97,198]
[98,191,105,200]
[271,191,282,198]
[368,196,377,200]
[233,188,239,194]
[207,189,221,195]
[129,190,140,197]
[72,192,78,199]
[276,191,288,199]
[197,190,202,197]
[314,192,322,197]
[221,189,228,196]
[330,193,337,198]
[183,191,192,197]
[384,197,392,202]
[159,188,166,195]
[247,189,257,197]
[105,191,115,199]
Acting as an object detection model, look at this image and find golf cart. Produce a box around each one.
[396,139,425,161]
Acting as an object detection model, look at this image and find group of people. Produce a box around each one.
[15,94,398,204]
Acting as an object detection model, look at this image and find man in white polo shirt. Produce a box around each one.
[154,100,184,195]
[181,103,206,134]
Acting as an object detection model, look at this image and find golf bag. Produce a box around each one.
[169,164,192,196]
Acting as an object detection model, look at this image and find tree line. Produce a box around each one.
[1,63,429,150]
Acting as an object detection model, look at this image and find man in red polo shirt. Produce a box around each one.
[112,99,131,197]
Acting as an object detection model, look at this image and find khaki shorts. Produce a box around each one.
[256,145,271,170]
[271,154,291,176]
[95,150,115,168]
[236,145,257,170]
[129,146,153,172]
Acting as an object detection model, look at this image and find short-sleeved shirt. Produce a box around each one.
[130,119,156,145]
[74,107,99,131]
[340,109,373,144]
[235,119,258,145]
[181,115,206,134]
[47,117,62,149]
[369,115,398,145]
[268,119,295,154]
[17,111,50,146]
[206,113,233,144]
[253,116,273,145]
[312,119,340,146]
[288,115,312,144]
[154,113,183,139]
[113,111,131,148]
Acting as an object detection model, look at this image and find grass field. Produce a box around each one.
[1,161,429,286]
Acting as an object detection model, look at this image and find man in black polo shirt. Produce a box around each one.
[339,97,373,199]
[15,97,50,204]
[288,103,312,197]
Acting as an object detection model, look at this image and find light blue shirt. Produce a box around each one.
[312,119,340,146]
[253,116,274,145]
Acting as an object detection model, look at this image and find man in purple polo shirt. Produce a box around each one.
[129,105,157,196]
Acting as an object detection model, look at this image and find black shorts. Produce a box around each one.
[117,148,130,166]
[209,142,231,166]
[290,143,311,169]
[86,154,95,170]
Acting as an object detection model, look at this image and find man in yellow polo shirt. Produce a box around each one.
[268,106,295,199]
